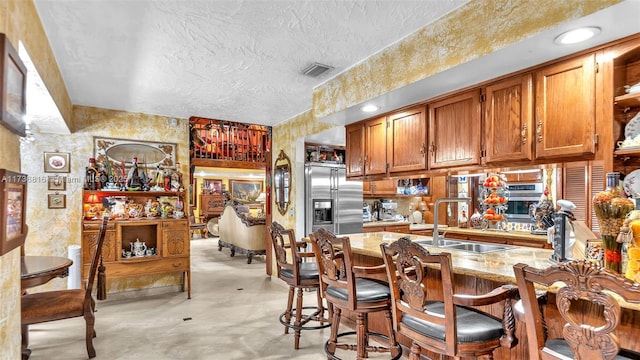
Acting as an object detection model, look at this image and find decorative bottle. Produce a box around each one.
[592,172,634,273]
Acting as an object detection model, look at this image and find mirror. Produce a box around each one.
[274,150,291,215]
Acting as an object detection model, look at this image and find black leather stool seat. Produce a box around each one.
[402,301,503,343]
[280,262,319,280]
[544,339,640,360]
[325,278,390,303]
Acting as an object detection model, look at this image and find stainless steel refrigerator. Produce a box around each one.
[305,163,363,236]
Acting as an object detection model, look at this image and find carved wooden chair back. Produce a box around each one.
[309,227,355,309]
[514,260,640,360]
[188,205,207,238]
[381,237,518,359]
[267,221,328,350]
[268,221,302,284]
[310,227,401,359]
[22,216,109,358]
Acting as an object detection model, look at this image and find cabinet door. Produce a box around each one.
[364,116,388,175]
[345,123,365,177]
[535,53,596,159]
[428,90,481,168]
[371,179,397,195]
[162,221,190,258]
[82,229,116,264]
[387,106,427,173]
[484,74,533,163]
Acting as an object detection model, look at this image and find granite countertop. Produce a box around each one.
[346,231,551,284]
[439,226,548,242]
[342,231,640,311]
[363,220,410,228]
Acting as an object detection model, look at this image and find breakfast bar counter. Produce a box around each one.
[328,231,640,359]
[345,231,553,284]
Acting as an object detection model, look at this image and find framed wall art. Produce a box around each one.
[0,169,28,256]
[47,175,66,191]
[48,193,66,209]
[0,33,27,137]
[44,152,70,173]
[203,178,222,194]
[230,179,263,203]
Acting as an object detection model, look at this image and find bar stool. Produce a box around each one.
[268,222,330,349]
[380,236,518,360]
[310,227,401,360]
[514,259,640,359]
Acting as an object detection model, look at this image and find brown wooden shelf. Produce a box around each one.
[615,92,640,109]
[614,147,640,157]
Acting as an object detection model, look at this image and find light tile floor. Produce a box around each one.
[26,237,398,360]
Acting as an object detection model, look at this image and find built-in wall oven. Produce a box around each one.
[505,182,544,222]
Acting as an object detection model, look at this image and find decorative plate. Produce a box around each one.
[624,112,640,140]
[48,155,66,169]
[623,169,640,197]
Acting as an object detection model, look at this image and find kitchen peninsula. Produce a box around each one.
[328,231,640,360]
[363,220,550,248]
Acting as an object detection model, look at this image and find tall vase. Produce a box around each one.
[592,172,634,273]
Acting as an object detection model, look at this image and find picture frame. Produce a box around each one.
[0,33,28,137]
[230,179,263,203]
[47,175,66,191]
[203,178,222,194]
[0,169,28,256]
[44,152,71,173]
[48,193,66,209]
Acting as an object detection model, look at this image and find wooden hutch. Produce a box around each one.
[81,190,191,298]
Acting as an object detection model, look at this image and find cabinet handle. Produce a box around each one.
[536,120,543,143]
[364,155,368,168]
[420,143,426,157]
[358,156,362,165]
[521,124,527,145]
[429,141,436,156]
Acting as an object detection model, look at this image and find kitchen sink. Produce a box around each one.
[413,239,510,254]
[442,243,510,254]
[413,239,462,247]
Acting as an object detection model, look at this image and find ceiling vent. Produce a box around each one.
[301,62,334,78]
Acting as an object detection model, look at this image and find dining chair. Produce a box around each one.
[21,216,108,359]
[380,236,518,360]
[268,221,330,349]
[310,227,402,360]
[189,205,208,238]
[514,259,640,360]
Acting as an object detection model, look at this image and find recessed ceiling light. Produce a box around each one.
[361,104,380,113]
[554,26,601,45]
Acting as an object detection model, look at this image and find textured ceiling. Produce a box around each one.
[32,0,468,128]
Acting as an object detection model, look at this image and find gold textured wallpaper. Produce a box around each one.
[313,0,621,118]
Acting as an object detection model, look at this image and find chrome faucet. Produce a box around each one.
[432,197,471,245]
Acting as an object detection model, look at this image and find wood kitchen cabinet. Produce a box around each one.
[345,123,365,177]
[363,179,397,196]
[387,106,427,173]
[346,117,387,178]
[364,116,388,175]
[611,37,640,175]
[81,190,191,298]
[534,52,597,160]
[484,74,534,164]
[428,90,482,168]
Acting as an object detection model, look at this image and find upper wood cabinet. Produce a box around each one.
[534,52,597,160]
[346,116,388,178]
[428,90,481,168]
[345,123,364,177]
[387,106,427,173]
[365,116,388,175]
[363,179,397,196]
[484,74,534,163]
